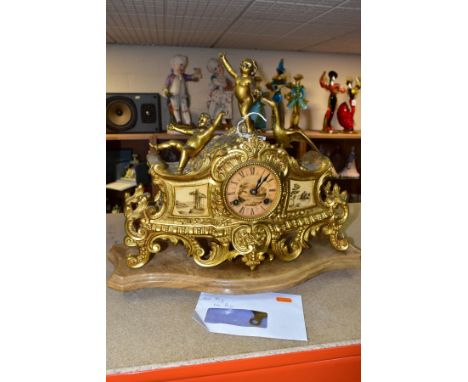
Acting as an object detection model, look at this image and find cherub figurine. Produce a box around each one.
[150,112,224,173]
[319,70,346,133]
[337,77,361,133]
[206,57,234,125]
[163,54,202,125]
[218,53,258,133]
[266,59,288,126]
[285,74,308,129]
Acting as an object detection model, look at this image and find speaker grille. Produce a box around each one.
[106,96,137,132]
[141,103,156,123]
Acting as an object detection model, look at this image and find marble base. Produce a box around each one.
[107,238,361,294]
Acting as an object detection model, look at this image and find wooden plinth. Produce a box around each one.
[107,239,361,294]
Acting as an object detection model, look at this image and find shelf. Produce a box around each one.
[106,133,156,141]
[305,130,361,139]
[106,130,361,141]
[332,177,361,180]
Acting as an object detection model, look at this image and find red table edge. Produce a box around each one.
[107,343,361,382]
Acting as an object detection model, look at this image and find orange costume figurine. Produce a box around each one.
[218,53,258,133]
[337,77,361,133]
[319,70,346,133]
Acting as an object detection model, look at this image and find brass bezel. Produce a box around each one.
[221,160,283,222]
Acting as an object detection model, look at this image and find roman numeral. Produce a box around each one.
[238,170,245,177]
[239,207,245,214]
[250,167,255,175]
[269,189,276,192]
[250,208,255,215]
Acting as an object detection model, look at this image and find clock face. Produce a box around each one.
[224,163,281,219]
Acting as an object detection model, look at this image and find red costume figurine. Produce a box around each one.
[319,70,346,133]
[337,77,361,133]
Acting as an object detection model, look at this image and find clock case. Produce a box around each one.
[123,128,349,270]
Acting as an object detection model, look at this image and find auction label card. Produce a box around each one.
[193,292,307,341]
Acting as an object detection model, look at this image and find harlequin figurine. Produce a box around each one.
[285,74,308,129]
[149,112,224,173]
[337,77,361,133]
[266,59,288,126]
[163,54,202,125]
[319,70,346,133]
[218,52,258,133]
[206,57,234,125]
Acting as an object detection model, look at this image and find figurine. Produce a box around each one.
[249,76,267,131]
[206,57,234,125]
[262,95,319,152]
[122,164,136,180]
[150,112,224,173]
[319,70,346,133]
[339,146,360,178]
[218,53,258,133]
[163,54,202,125]
[337,77,361,133]
[111,204,121,214]
[266,59,288,126]
[285,74,308,129]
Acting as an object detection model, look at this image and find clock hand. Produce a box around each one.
[251,175,264,195]
[256,173,270,191]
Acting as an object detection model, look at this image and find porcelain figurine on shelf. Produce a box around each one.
[218,52,258,133]
[339,146,360,178]
[319,70,346,133]
[149,112,224,173]
[164,54,202,125]
[206,57,234,125]
[337,77,361,133]
[249,76,267,131]
[266,59,288,127]
[285,74,308,129]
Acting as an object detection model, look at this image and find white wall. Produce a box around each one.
[107,45,361,131]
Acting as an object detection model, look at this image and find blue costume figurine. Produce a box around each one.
[285,74,308,129]
[266,59,288,127]
[248,76,267,131]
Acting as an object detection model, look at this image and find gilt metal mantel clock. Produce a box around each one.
[117,54,354,285]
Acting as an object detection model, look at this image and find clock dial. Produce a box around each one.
[224,164,281,218]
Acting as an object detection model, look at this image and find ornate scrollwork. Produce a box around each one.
[232,224,271,254]
[211,149,248,182]
[271,224,321,261]
[259,147,290,175]
[193,241,238,268]
[320,181,349,251]
[123,185,150,247]
[126,232,205,269]
[210,186,231,217]
[239,135,268,158]
[241,251,268,271]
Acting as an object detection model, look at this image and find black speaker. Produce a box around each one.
[106,93,162,133]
